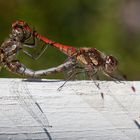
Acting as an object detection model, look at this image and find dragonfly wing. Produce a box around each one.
[65,81,139,139]
[10,80,52,139]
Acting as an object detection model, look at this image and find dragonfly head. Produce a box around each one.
[104,55,118,73]
[12,20,30,30]
[11,20,32,42]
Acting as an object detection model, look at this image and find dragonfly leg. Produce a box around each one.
[103,72,122,83]
[86,70,104,99]
[23,44,48,60]
[87,71,101,89]
[58,67,89,91]
[23,31,48,60]
[23,30,36,47]
[57,70,85,91]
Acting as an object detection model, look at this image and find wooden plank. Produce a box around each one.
[0,78,139,140]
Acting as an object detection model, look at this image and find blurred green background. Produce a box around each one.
[0,0,140,80]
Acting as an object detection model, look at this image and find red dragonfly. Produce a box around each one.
[12,20,135,93]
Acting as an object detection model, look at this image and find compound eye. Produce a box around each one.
[108,56,118,66]
[106,56,116,65]
[105,55,118,73]
[12,20,26,29]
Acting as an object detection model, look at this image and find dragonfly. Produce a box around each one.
[11,20,136,93]
[1,20,136,109]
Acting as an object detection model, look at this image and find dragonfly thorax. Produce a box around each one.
[76,48,104,67]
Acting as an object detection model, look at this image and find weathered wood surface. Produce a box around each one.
[0,78,139,140]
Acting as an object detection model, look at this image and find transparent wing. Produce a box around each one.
[59,65,139,139]
[10,80,52,139]
[61,80,139,139]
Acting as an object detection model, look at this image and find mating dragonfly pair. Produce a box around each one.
[0,20,135,92]
[0,21,139,140]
